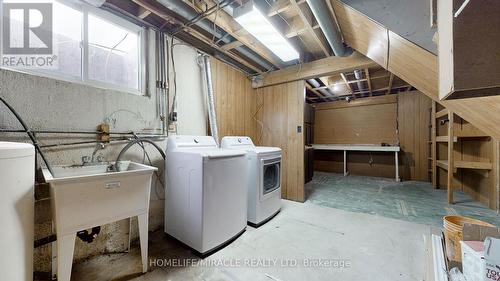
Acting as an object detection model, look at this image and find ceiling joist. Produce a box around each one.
[186,0,283,69]
[253,52,377,88]
[132,0,263,73]
[386,73,394,95]
[365,68,373,95]
[289,0,330,57]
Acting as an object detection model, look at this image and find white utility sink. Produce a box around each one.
[42,162,157,281]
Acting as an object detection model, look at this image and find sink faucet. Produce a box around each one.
[91,143,105,163]
[82,143,106,165]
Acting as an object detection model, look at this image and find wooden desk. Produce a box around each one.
[312,144,401,181]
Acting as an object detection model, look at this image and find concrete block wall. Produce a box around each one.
[0,33,207,273]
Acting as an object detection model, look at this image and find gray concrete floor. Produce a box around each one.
[71,200,435,281]
[308,172,500,227]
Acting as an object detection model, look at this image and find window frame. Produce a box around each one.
[0,0,146,96]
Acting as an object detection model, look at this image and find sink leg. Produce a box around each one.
[57,233,76,281]
[138,213,149,273]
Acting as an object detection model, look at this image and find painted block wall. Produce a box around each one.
[0,31,207,273]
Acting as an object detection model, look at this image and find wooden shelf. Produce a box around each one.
[436,136,457,142]
[435,109,448,119]
[436,160,492,171]
[436,160,449,170]
[455,133,490,138]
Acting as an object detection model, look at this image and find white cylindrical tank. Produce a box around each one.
[0,142,35,281]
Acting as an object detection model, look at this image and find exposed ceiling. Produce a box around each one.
[103,0,417,103]
[305,66,413,103]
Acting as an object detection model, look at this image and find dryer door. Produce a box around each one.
[260,156,281,200]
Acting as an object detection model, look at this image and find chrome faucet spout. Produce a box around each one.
[90,143,106,164]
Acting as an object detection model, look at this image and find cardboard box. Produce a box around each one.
[484,237,500,281]
[460,224,500,281]
[461,240,485,281]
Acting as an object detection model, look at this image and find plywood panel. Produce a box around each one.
[256,81,306,202]
[438,0,500,99]
[388,31,439,99]
[315,95,397,145]
[398,91,432,181]
[330,0,388,68]
[314,92,431,181]
[212,58,257,141]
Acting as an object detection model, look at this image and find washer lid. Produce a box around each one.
[201,149,246,159]
[176,148,246,158]
[255,146,281,154]
[0,142,35,159]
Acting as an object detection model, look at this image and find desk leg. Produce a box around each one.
[395,151,400,182]
[343,150,347,176]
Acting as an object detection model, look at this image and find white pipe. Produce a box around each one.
[353,69,365,92]
[201,55,220,145]
[307,79,333,97]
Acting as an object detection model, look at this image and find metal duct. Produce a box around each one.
[201,55,220,144]
[158,0,274,71]
[306,0,350,57]
[307,79,333,98]
[353,69,364,93]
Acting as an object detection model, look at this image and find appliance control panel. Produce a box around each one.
[220,136,255,148]
[167,135,218,150]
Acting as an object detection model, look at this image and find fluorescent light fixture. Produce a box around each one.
[234,2,299,62]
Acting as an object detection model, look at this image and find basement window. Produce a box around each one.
[0,0,145,95]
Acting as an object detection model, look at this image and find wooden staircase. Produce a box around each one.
[331,0,500,140]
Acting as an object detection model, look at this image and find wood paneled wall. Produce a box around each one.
[255,81,306,202]
[330,0,388,68]
[212,58,306,202]
[314,92,432,181]
[398,91,432,181]
[315,95,398,144]
[212,58,258,141]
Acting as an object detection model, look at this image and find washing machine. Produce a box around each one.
[165,135,248,255]
[220,136,282,227]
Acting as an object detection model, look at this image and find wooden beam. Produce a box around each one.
[335,84,410,96]
[289,0,330,57]
[311,74,389,91]
[284,16,320,38]
[138,6,151,19]
[340,73,354,95]
[431,101,437,188]
[305,83,327,100]
[132,0,262,73]
[268,0,292,16]
[254,51,377,88]
[365,68,373,95]
[268,0,306,16]
[315,94,397,110]
[221,40,243,51]
[187,0,283,68]
[386,73,394,95]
